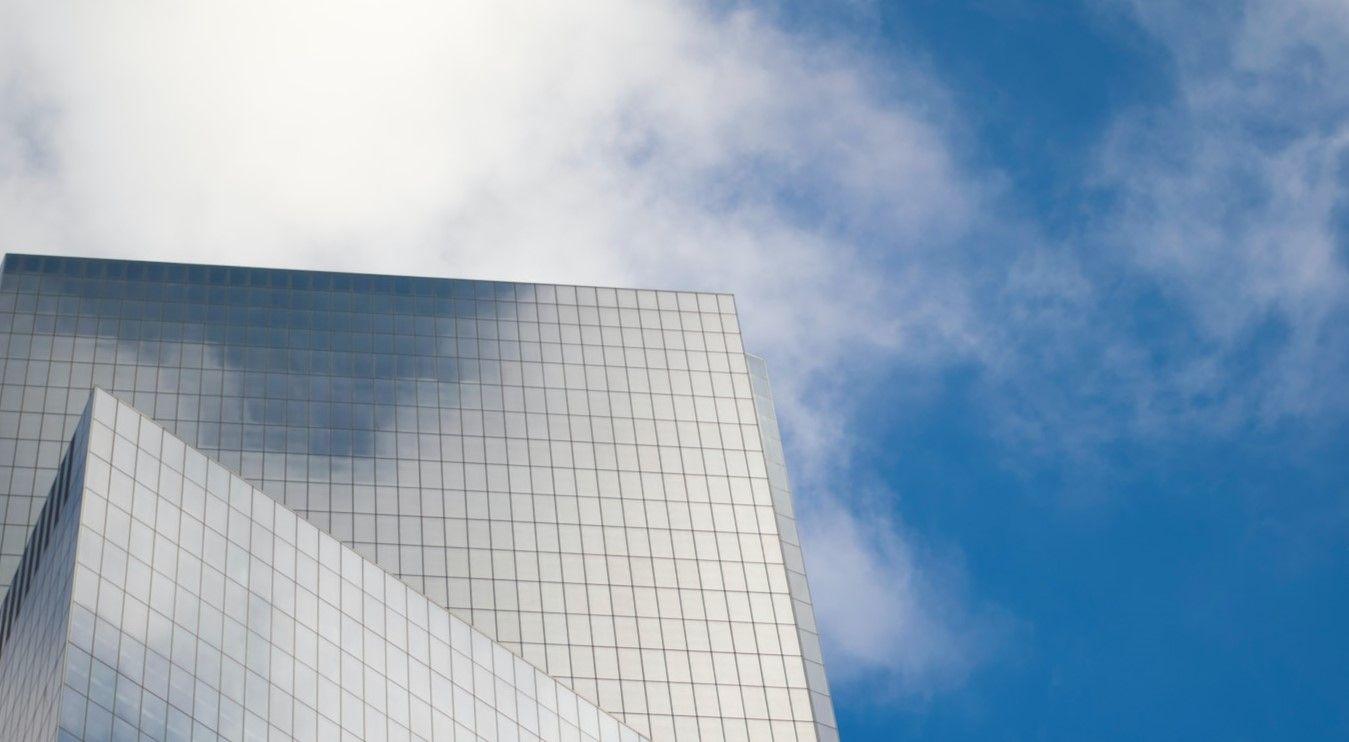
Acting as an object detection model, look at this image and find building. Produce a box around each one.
[0,254,837,741]
[1,390,646,742]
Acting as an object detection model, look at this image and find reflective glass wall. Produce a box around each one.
[0,390,87,741]
[0,254,835,741]
[39,389,646,742]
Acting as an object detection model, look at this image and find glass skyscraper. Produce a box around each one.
[0,254,836,741]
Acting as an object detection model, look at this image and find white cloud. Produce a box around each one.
[0,0,1004,696]
[800,496,1011,696]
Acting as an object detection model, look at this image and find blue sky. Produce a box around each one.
[787,2,1349,739]
[1,1,1347,739]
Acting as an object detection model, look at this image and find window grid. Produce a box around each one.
[0,255,834,742]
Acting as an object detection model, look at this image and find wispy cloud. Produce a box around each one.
[962,0,1349,473]
[1092,0,1349,426]
[800,495,1014,696]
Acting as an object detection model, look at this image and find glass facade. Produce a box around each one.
[1,389,647,741]
[0,254,837,741]
[0,396,88,741]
